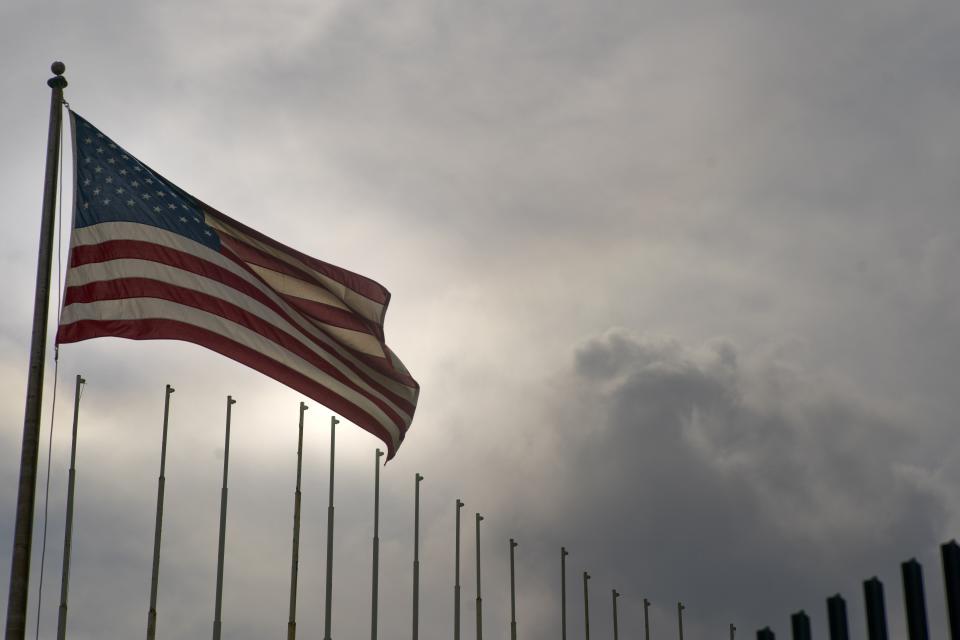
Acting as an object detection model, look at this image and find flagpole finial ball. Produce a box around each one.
[51,61,65,75]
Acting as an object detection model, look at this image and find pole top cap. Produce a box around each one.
[48,61,67,89]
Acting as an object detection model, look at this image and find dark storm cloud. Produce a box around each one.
[496,330,952,638]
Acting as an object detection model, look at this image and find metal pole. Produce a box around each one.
[55,374,84,640]
[371,448,383,640]
[287,402,307,640]
[562,547,569,640]
[583,572,591,640]
[677,602,685,640]
[322,415,338,640]
[612,590,620,640]
[476,513,483,640]
[731,623,736,640]
[643,599,651,640]
[412,473,423,640]
[454,499,464,640]
[147,384,174,640]
[510,539,518,640]
[212,396,235,640]
[6,61,67,640]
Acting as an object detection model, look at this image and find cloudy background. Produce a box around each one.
[3,0,960,638]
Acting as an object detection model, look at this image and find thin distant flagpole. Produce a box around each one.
[643,598,651,640]
[322,415,339,640]
[677,602,685,640]
[287,402,307,640]
[371,448,383,640]
[561,547,569,640]
[454,499,464,640]
[412,473,423,640]
[55,374,85,640]
[476,513,484,640]
[583,571,591,640]
[510,539,518,640]
[212,395,235,640]
[146,383,175,640]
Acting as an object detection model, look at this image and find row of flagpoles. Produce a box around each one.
[50,374,660,639]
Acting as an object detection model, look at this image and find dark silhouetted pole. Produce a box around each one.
[561,547,569,640]
[584,572,591,640]
[612,590,620,640]
[323,415,339,640]
[147,383,175,640]
[731,623,736,640]
[644,598,651,640]
[55,374,85,640]
[790,611,811,640]
[371,448,383,640]
[863,577,889,640]
[510,539,518,640]
[757,628,775,640]
[827,594,849,640]
[677,602,685,640]
[943,541,960,640]
[287,402,307,640]
[212,395,236,640]
[454,499,464,640]
[476,513,484,640]
[412,473,423,640]
[6,61,68,640]
[902,558,929,640]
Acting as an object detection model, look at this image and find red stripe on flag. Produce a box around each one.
[202,206,390,305]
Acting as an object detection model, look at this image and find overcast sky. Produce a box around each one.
[3,1,960,639]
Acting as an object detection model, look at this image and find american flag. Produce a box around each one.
[57,111,419,458]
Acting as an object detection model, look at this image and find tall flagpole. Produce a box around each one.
[322,415,339,640]
[612,590,620,640]
[454,499,464,640]
[55,374,85,640]
[509,539,518,640]
[371,448,383,640]
[212,395,235,640]
[583,571,591,640]
[287,402,307,640]
[561,547,569,640]
[475,513,483,640]
[412,473,423,640]
[6,61,68,640]
[147,383,175,640]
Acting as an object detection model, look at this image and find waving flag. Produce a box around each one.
[57,111,419,458]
